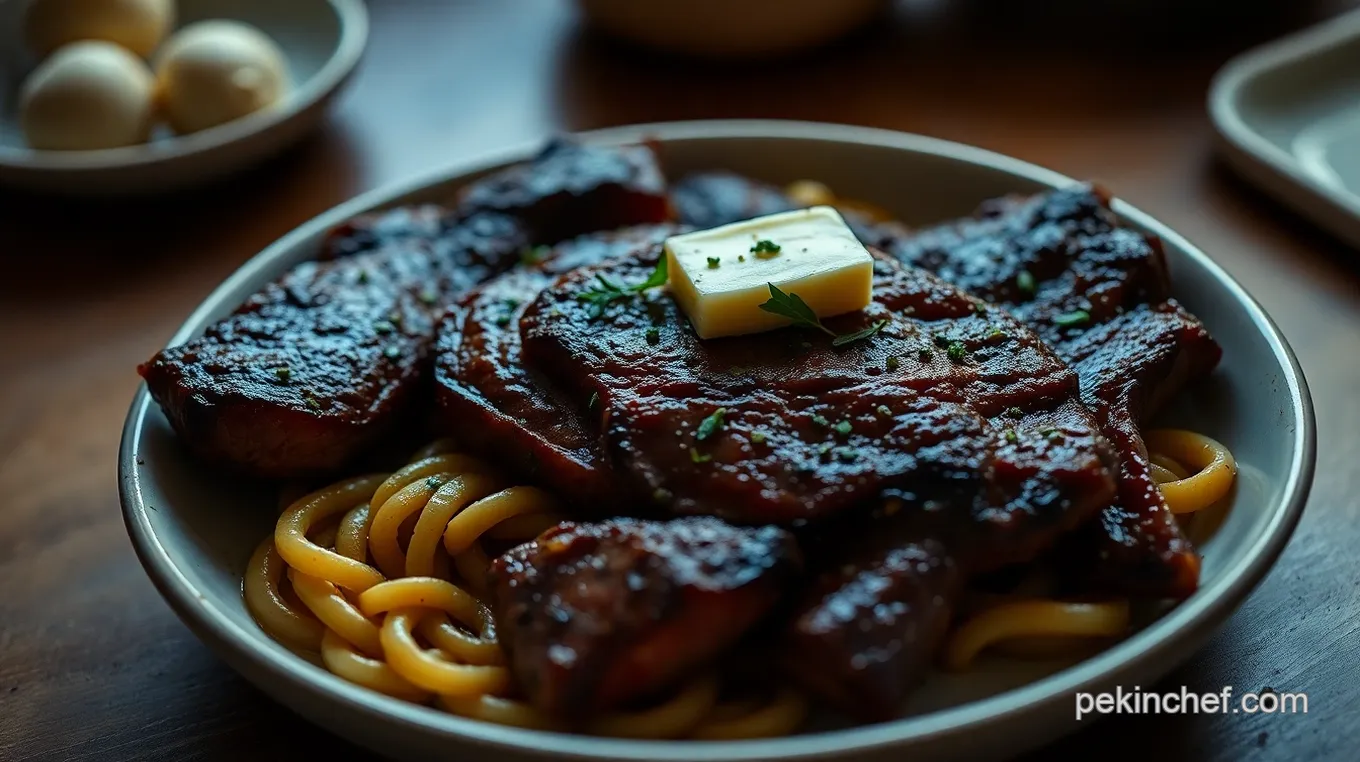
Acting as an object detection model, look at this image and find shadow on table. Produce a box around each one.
[0,120,364,308]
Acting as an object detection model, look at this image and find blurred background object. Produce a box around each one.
[574,0,894,59]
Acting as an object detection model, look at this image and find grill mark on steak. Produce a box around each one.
[434,224,685,510]
[140,140,677,480]
[138,208,529,479]
[488,516,802,720]
[884,184,1222,599]
[456,137,674,244]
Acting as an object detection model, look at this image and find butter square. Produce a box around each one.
[664,206,874,339]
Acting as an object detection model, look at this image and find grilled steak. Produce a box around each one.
[518,244,1116,526]
[138,208,528,479]
[456,137,674,244]
[140,141,677,479]
[670,171,798,230]
[885,184,1221,599]
[488,516,802,719]
[434,224,684,509]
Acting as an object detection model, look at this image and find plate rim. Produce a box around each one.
[1207,6,1360,248]
[0,0,369,173]
[118,118,1317,760]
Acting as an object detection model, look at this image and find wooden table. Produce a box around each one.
[4,1,1359,759]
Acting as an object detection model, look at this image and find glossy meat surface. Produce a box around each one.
[456,137,674,244]
[138,208,528,479]
[488,516,802,719]
[886,184,1221,599]
[669,171,798,229]
[519,244,1118,528]
[434,224,683,509]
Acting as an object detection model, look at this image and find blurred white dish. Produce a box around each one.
[0,0,367,195]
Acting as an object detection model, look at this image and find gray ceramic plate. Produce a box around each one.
[0,0,367,195]
[1210,7,1360,249]
[118,120,1315,762]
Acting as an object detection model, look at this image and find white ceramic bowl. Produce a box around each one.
[119,120,1315,762]
[0,0,367,195]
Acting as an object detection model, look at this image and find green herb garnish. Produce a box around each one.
[1016,270,1036,295]
[918,348,933,361]
[645,327,660,345]
[1005,429,1018,443]
[696,408,727,441]
[1053,310,1090,328]
[835,420,852,436]
[946,341,968,363]
[834,447,859,463]
[738,255,746,262]
[356,269,369,285]
[384,345,401,359]
[811,414,830,427]
[419,288,438,306]
[690,448,713,464]
[987,327,1007,340]
[588,392,600,410]
[707,256,721,269]
[374,320,394,335]
[886,356,901,372]
[1004,406,1024,419]
[751,239,782,257]
[933,333,951,348]
[304,394,321,411]
[274,367,291,384]
[876,404,892,418]
[750,431,767,445]
[757,284,886,347]
[577,257,668,318]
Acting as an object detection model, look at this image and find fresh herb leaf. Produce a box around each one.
[588,392,599,410]
[886,356,901,372]
[811,414,830,427]
[987,327,1007,340]
[1004,406,1024,419]
[831,319,888,347]
[388,310,402,325]
[946,341,968,362]
[356,269,369,285]
[750,431,767,445]
[689,447,712,464]
[738,255,746,262]
[918,348,933,361]
[707,256,721,269]
[1053,310,1090,328]
[304,394,321,411]
[384,345,401,359]
[645,327,660,345]
[373,320,394,335]
[1005,429,1018,443]
[758,285,885,347]
[834,420,852,436]
[577,258,668,318]
[1016,270,1036,295]
[751,239,782,257]
[876,404,892,418]
[696,408,727,441]
[834,446,859,463]
[274,367,291,384]
[419,288,438,306]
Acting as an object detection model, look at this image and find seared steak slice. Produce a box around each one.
[885,184,1221,599]
[519,245,1117,527]
[670,171,798,229]
[434,224,683,509]
[456,137,675,244]
[138,208,528,479]
[488,516,802,720]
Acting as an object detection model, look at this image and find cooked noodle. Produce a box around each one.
[244,441,809,739]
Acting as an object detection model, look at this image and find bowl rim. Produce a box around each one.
[0,0,369,172]
[118,118,1316,761]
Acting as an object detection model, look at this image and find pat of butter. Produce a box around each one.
[664,205,874,339]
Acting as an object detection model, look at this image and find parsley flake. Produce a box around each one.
[1016,270,1036,295]
[835,420,853,436]
[689,447,713,464]
[1054,310,1091,328]
[751,239,782,257]
[384,345,401,360]
[645,326,660,345]
[886,356,901,372]
[707,256,721,269]
[876,405,892,418]
[947,341,968,362]
[696,408,727,441]
[274,367,291,384]
[811,414,830,427]
[757,284,886,347]
[750,431,767,445]
[576,258,668,319]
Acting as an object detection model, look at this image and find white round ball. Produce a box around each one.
[23,0,175,59]
[155,20,291,135]
[20,40,157,151]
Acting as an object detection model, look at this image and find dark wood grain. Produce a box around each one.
[3,1,1360,760]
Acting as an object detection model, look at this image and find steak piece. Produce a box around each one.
[140,140,680,480]
[138,208,528,479]
[488,516,802,720]
[519,245,1117,527]
[669,171,798,229]
[434,224,684,510]
[885,183,1222,599]
[456,137,675,244]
